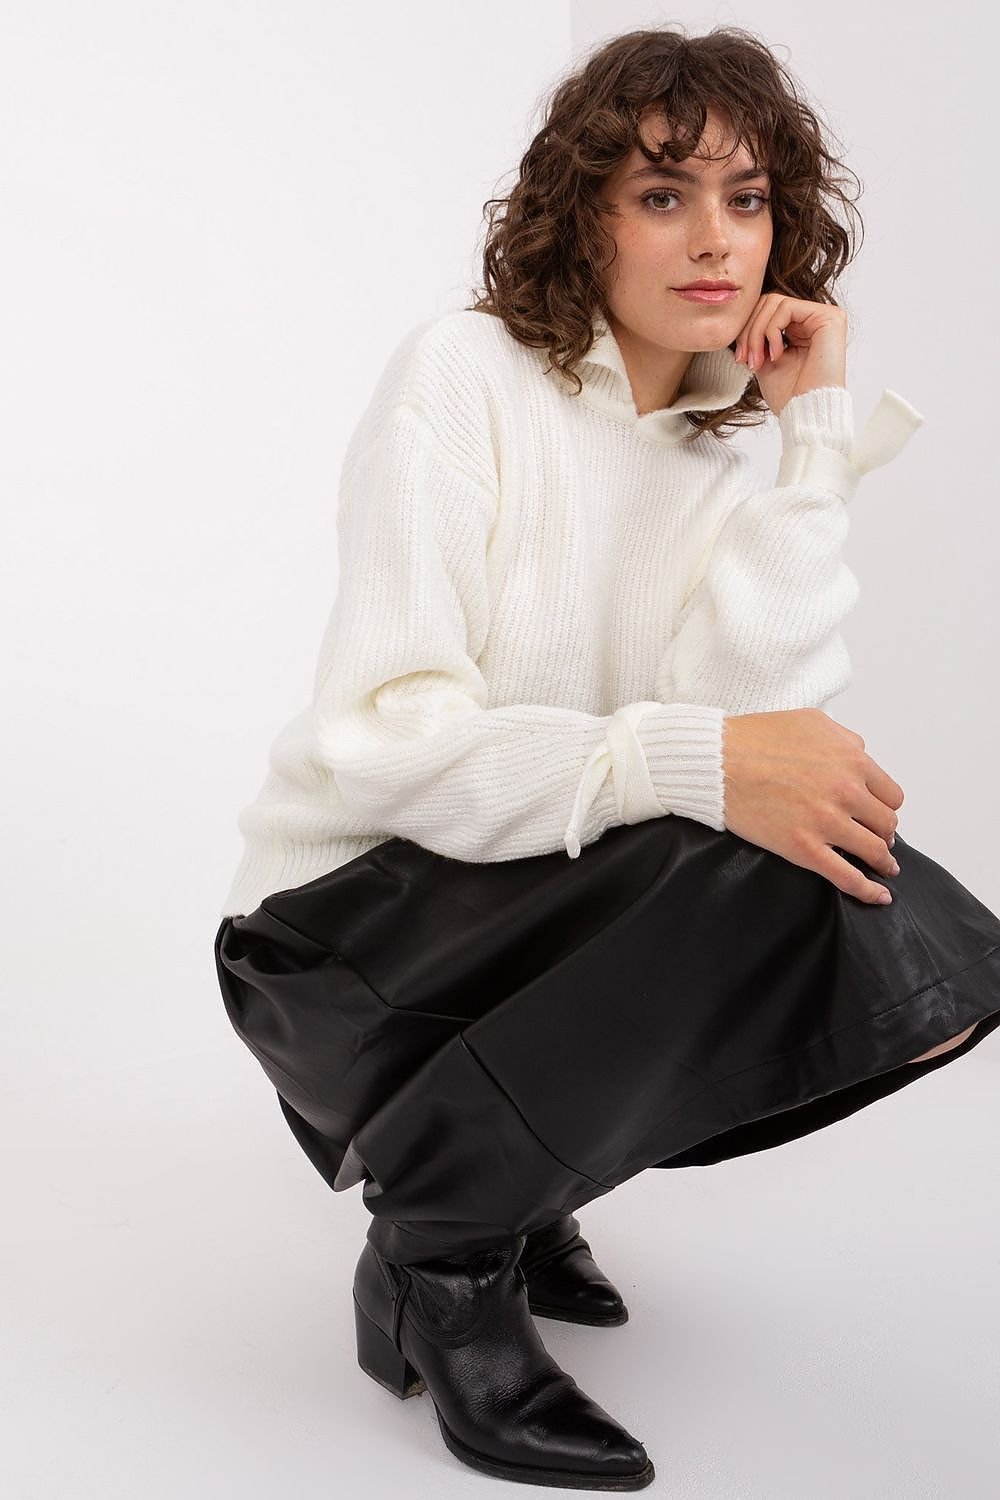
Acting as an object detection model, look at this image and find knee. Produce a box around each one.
[907,1022,978,1066]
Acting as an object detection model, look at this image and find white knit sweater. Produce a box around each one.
[219,307,923,919]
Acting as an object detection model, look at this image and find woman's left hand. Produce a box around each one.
[733,293,847,415]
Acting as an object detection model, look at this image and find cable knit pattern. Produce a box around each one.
[220,308,923,917]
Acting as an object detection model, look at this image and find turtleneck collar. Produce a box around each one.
[574,309,754,445]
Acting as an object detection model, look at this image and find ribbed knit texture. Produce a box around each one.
[220,308,920,918]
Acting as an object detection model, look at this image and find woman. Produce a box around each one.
[213,25,1000,1491]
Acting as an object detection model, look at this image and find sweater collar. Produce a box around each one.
[575,310,754,444]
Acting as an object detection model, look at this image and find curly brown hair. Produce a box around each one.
[466,24,864,441]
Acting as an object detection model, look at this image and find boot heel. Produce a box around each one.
[353,1293,426,1400]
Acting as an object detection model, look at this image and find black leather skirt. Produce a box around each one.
[213,815,1000,1264]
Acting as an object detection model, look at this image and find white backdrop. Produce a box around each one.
[2,3,997,1496]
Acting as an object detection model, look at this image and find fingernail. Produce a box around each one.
[890,858,900,874]
[877,889,893,904]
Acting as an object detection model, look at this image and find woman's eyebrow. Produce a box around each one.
[625,164,769,184]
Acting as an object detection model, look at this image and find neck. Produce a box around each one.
[607,314,695,415]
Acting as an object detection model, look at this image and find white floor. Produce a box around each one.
[4,1034,998,1500]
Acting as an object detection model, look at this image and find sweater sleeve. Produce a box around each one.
[664,383,924,716]
[309,394,729,863]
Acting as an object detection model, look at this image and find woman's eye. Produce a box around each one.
[640,189,771,214]
[733,192,770,212]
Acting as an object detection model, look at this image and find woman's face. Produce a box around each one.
[596,104,773,411]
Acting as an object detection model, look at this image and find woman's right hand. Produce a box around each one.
[721,708,903,904]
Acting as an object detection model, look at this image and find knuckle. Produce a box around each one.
[788,829,817,863]
[791,828,821,864]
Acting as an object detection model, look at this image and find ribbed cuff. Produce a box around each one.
[777,385,854,455]
[776,386,859,497]
[639,701,727,831]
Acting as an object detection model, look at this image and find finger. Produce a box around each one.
[750,295,829,366]
[741,295,795,368]
[839,820,900,879]
[734,292,784,362]
[809,843,894,905]
[763,316,791,364]
[756,299,802,366]
[864,758,905,815]
[734,300,772,361]
[850,787,900,854]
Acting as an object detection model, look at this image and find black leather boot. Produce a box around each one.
[353,1235,654,1490]
[520,1213,629,1327]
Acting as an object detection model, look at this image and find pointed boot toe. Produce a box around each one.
[432,1377,653,1489]
[353,1235,653,1490]
[520,1213,630,1327]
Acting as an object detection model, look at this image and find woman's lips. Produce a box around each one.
[671,287,740,303]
